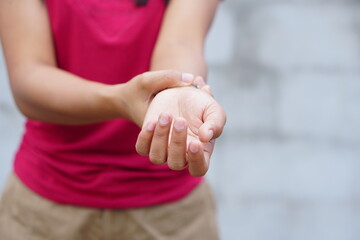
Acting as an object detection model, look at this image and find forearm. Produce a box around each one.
[10,64,125,125]
[9,63,192,126]
[0,0,126,125]
[151,43,207,78]
[150,0,219,78]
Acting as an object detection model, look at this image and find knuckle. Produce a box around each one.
[138,72,151,89]
[191,170,207,177]
[139,130,151,141]
[153,129,168,139]
[215,123,225,138]
[136,148,147,156]
[135,143,148,156]
[168,161,186,171]
[149,152,166,165]
[189,164,208,177]
[161,70,179,83]
[170,137,185,146]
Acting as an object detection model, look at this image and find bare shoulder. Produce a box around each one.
[0,0,55,81]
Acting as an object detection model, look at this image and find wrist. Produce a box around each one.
[97,84,128,120]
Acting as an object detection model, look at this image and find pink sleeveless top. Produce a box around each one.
[14,0,202,208]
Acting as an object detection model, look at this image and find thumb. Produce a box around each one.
[139,70,195,94]
[199,102,227,142]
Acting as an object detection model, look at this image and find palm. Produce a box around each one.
[145,87,215,150]
[137,85,225,176]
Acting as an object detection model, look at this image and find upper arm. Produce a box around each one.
[157,0,219,49]
[0,0,56,83]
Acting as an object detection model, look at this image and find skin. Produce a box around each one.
[141,0,226,176]
[0,0,226,177]
[0,0,194,126]
[137,86,226,176]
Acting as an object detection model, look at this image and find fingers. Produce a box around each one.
[138,114,213,177]
[199,102,227,142]
[167,117,188,170]
[139,70,195,94]
[136,120,156,156]
[187,141,209,177]
[149,113,172,165]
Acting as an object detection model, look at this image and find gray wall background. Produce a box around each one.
[1,0,360,239]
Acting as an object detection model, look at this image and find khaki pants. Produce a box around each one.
[0,174,219,240]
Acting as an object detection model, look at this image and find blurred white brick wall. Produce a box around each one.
[1,0,360,239]
[204,1,360,240]
[0,48,24,191]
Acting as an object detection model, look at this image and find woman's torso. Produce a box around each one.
[14,0,202,208]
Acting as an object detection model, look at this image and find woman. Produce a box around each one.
[0,0,226,239]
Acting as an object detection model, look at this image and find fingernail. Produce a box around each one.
[159,115,170,126]
[208,130,214,140]
[147,121,156,131]
[182,73,194,83]
[190,143,199,153]
[174,119,186,132]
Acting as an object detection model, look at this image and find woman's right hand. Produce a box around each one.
[0,0,195,126]
[109,70,195,127]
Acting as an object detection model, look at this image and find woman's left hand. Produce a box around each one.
[136,84,226,177]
